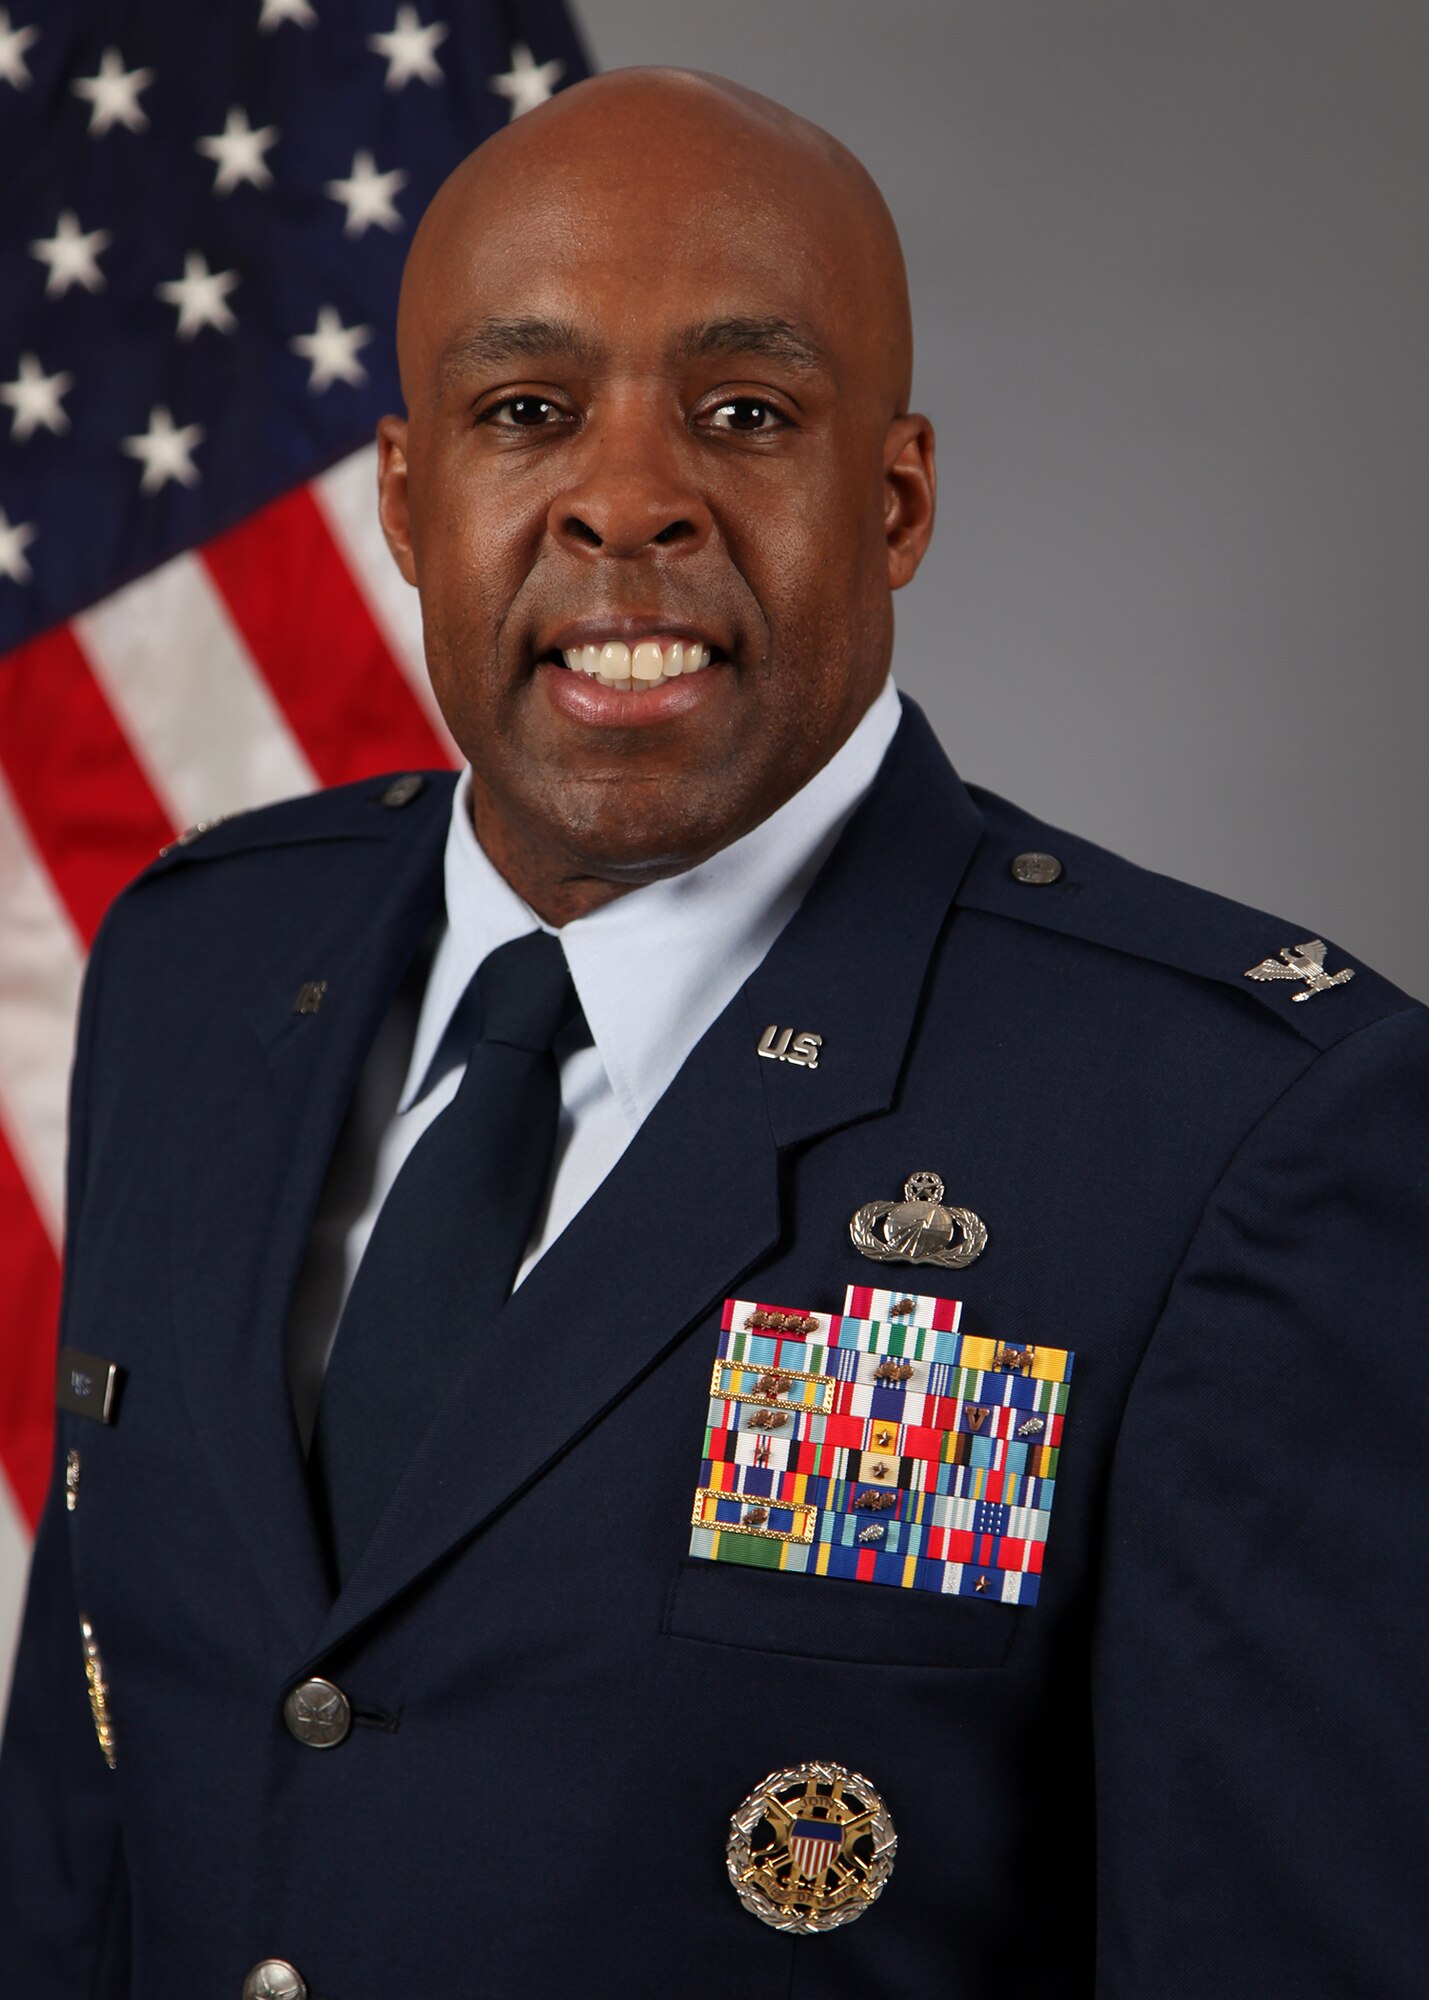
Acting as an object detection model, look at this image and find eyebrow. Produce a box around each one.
[673,316,828,374]
[438,316,598,386]
[437,312,829,390]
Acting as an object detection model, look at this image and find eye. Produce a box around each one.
[485,394,563,428]
[704,397,787,435]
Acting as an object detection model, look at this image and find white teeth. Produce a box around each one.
[558,639,713,690]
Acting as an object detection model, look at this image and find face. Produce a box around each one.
[379,88,935,918]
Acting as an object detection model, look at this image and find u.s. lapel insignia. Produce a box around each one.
[757,1025,823,1067]
[1244,938,1354,1002]
[849,1171,987,1270]
[727,1761,896,1933]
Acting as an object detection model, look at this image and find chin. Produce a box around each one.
[542,785,745,883]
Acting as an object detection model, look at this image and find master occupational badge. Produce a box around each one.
[727,1760,896,1933]
[849,1169,987,1269]
[689,1286,1075,1604]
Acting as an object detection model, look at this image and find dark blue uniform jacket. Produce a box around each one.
[3,700,1427,1997]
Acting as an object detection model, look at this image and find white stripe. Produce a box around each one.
[313,445,460,759]
[74,554,317,830]
[0,769,84,1245]
[0,1469,33,1721]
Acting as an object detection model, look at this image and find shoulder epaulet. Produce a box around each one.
[137,769,454,880]
[956,782,1419,1052]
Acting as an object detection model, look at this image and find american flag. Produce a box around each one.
[0,0,589,1692]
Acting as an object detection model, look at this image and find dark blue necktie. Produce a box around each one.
[311,931,581,1583]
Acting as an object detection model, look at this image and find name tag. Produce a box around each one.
[57,1347,121,1424]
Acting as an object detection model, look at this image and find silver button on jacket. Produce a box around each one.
[282,1676,351,1749]
[242,1960,307,2000]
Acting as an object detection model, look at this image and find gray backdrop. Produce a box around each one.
[572,0,1427,997]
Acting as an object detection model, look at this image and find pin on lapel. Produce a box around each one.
[80,1617,117,1769]
[849,1171,987,1271]
[758,1025,822,1068]
[1244,938,1354,1002]
[292,980,328,1016]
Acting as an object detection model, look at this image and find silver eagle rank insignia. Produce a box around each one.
[1244,938,1354,1003]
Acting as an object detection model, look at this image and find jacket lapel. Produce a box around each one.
[307,701,986,1663]
[172,797,449,1652]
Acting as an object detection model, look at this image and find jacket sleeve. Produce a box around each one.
[0,919,131,1992]
[1092,1005,1429,1999]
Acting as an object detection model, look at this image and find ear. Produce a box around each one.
[376,414,417,586]
[883,413,936,590]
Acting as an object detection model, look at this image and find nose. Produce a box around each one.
[548,400,713,558]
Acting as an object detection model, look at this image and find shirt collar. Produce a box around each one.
[400,676,902,1123]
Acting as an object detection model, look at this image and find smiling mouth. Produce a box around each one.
[553,638,716,692]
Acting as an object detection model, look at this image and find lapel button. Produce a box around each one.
[1010,850,1063,885]
[380,773,426,808]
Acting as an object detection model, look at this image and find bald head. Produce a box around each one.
[376,65,936,924]
[398,67,913,418]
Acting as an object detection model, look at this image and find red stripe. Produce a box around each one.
[0,627,176,944]
[201,485,452,785]
[0,1125,62,1529]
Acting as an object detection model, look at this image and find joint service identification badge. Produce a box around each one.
[727,1760,896,1933]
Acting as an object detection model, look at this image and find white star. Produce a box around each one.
[258,0,316,30]
[368,6,447,89]
[487,43,564,120]
[157,253,240,340]
[29,210,111,297]
[324,149,406,237]
[0,9,40,90]
[0,353,73,442]
[0,509,38,584]
[289,306,373,392]
[196,107,278,196]
[70,46,153,136]
[120,405,204,493]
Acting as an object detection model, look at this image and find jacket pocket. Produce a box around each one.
[662,1557,1017,1670]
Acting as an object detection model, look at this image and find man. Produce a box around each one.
[2,67,1425,2000]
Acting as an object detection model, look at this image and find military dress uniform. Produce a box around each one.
[2,699,1426,1998]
